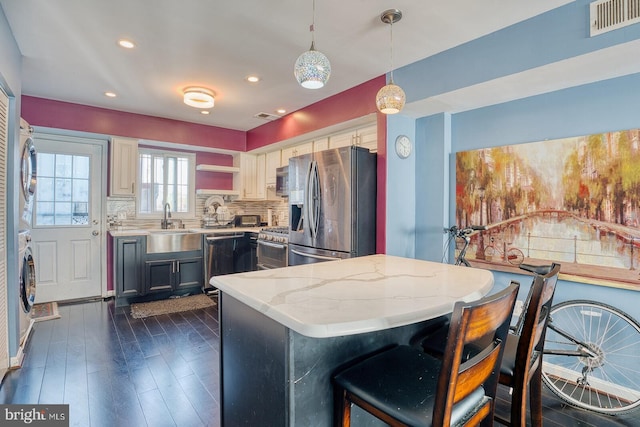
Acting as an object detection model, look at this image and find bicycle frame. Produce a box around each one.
[455,235,471,266]
[544,321,599,358]
[446,225,485,266]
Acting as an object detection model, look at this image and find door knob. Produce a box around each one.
[92,230,99,236]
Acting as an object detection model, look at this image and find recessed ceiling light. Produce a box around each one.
[276,109,286,115]
[118,39,135,49]
[201,111,210,115]
[246,76,260,83]
[104,91,117,98]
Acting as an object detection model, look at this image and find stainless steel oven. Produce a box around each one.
[257,227,288,269]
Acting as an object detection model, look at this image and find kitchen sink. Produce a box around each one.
[146,231,202,253]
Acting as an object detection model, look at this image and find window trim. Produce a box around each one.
[136,147,196,219]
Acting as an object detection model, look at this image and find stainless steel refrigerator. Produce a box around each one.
[288,145,377,265]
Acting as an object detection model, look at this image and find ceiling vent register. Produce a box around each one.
[254,112,281,121]
[590,0,640,36]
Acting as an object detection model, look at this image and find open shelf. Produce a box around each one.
[196,164,240,173]
[196,189,240,196]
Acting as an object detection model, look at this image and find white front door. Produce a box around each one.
[31,133,106,303]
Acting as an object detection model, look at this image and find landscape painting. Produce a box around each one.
[456,129,640,287]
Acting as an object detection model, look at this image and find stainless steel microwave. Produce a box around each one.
[275,166,288,197]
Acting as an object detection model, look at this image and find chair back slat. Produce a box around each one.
[454,342,501,403]
[434,282,520,426]
[517,264,561,368]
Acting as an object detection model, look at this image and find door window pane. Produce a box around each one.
[38,153,55,176]
[73,156,90,179]
[55,154,73,178]
[35,153,91,226]
[55,178,72,201]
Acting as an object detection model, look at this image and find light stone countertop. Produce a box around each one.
[108,227,262,237]
[211,254,494,338]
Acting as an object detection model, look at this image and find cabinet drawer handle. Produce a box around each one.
[131,182,134,193]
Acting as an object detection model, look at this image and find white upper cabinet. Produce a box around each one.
[313,137,329,152]
[281,141,313,167]
[110,137,138,196]
[256,153,266,199]
[234,153,258,199]
[356,124,378,152]
[328,124,377,152]
[328,131,354,149]
[265,150,281,187]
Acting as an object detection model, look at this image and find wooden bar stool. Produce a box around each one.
[332,282,519,427]
[494,263,560,427]
[418,264,561,427]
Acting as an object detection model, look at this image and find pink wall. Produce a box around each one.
[195,152,235,191]
[21,96,246,150]
[247,76,385,150]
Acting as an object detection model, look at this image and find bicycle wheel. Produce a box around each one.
[505,247,524,265]
[542,300,640,414]
[483,245,497,261]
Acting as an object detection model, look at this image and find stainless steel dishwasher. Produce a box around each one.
[204,231,246,292]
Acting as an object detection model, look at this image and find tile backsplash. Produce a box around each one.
[107,195,289,229]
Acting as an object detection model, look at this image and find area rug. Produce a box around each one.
[130,294,216,319]
[31,302,61,322]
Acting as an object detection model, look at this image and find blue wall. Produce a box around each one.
[385,115,416,258]
[385,0,640,317]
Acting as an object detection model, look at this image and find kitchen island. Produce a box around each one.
[212,254,494,426]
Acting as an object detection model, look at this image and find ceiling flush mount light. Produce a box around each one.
[183,87,215,109]
[117,39,135,49]
[294,0,331,89]
[246,75,260,83]
[376,9,406,115]
[104,91,117,98]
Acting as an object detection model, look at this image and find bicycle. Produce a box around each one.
[449,232,640,415]
[444,225,486,266]
[518,263,640,415]
[483,236,525,265]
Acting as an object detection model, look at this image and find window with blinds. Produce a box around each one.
[137,147,195,217]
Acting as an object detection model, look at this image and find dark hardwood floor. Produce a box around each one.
[0,298,638,426]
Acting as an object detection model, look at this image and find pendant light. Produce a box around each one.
[376,9,405,115]
[294,0,331,89]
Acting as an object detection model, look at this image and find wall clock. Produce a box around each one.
[395,135,412,159]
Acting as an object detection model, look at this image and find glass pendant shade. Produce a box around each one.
[376,82,405,114]
[294,44,331,89]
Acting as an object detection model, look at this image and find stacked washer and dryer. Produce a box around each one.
[18,118,37,347]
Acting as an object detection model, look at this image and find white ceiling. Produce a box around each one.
[1,0,582,132]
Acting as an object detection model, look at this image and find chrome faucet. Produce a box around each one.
[161,202,172,229]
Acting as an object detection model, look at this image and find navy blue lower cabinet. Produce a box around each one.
[144,251,203,294]
[114,236,145,305]
[114,233,204,306]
